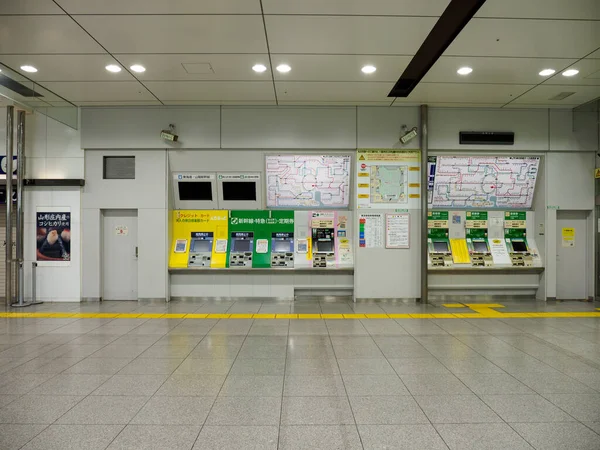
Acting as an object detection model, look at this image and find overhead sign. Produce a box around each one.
[174,172,214,180]
[218,173,260,180]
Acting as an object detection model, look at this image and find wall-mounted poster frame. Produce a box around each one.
[36,207,71,267]
[385,213,410,249]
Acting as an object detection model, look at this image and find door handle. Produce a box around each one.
[135,246,138,258]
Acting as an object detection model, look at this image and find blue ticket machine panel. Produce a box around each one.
[229,232,254,267]
[271,232,294,268]
[188,232,213,267]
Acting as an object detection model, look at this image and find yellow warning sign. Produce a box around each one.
[408,183,420,188]
[359,155,366,160]
[450,239,471,264]
[562,227,575,247]
[409,167,420,171]
[595,168,600,178]
[409,194,420,198]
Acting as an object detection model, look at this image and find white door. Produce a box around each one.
[556,210,588,300]
[103,210,138,300]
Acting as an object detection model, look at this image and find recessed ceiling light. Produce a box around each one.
[562,69,579,77]
[105,64,122,73]
[276,64,291,73]
[20,65,37,73]
[130,64,146,73]
[457,67,473,75]
[539,69,556,76]
[361,65,377,74]
[252,64,267,73]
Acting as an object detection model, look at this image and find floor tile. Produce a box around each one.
[511,371,598,394]
[400,373,472,395]
[0,394,83,424]
[219,375,283,397]
[438,357,505,374]
[206,396,281,425]
[511,422,600,450]
[435,423,533,450]
[31,373,111,396]
[544,393,600,421]
[349,395,429,425]
[455,373,535,395]
[285,358,340,376]
[193,426,278,450]
[155,375,225,396]
[281,396,354,425]
[131,395,214,425]
[0,373,56,395]
[65,358,132,375]
[415,394,502,423]
[91,345,149,359]
[229,358,285,375]
[388,357,450,374]
[284,375,346,397]
[0,424,48,450]
[92,374,168,396]
[279,425,363,450]
[118,358,182,375]
[107,424,201,450]
[56,395,148,424]
[0,394,20,408]
[358,424,449,450]
[583,421,600,434]
[139,345,195,359]
[21,424,124,450]
[481,394,577,422]
[337,359,395,375]
[343,374,409,396]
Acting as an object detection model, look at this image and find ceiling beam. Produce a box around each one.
[388,0,487,98]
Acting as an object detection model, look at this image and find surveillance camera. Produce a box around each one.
[161,124,179,142]
[400,127,418,144]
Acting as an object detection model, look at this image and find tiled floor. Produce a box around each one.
[0,298,599,449]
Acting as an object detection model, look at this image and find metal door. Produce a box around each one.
[556,210,588,300]
[102,209,138,300]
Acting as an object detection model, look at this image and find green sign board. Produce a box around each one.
[467,211,488,221]
[228,210,294,268]
[428,211,449,239]
[428,211,449,221]
[505,211,526,221]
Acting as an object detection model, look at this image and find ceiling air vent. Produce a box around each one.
[549,92,575,101]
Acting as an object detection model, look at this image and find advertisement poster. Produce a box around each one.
[36,208,71,266]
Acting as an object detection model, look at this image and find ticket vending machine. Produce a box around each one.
[428,239,453,267]
[312,228,335,268]
[188,232,214,267]
[507,238,533,267]
[468,238,493,267]
[271,232,294,268]
[229,232,254,267]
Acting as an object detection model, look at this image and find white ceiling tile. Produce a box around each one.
[276,82,394,102]
[401,102,506,108]
[0,0,64,14]
[163,100,277,105]
[503,103,580,109]
[544,59,600,86]
[75,15,267,54]
[0,16,104,54]
[262,0,449,15]
[477,0,600,20]
[40,81,157,102]
[56,0,261,14]
[74,101,163,106]
[447,18,600,58]
[279,101,393,106]
[265,16,436,54]
[424,57,577,85]
[144,81,276,102]
[271,55,411,82]
[509,85,600,105]
[395,83,533,104]
[0,55,136,81]
[114,54,272,81]
[588,49,600,59]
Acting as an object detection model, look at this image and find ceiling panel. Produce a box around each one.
[275,82,395,102]
[262,0,449,16]
[503,103,581,109]
[424,57,577,85]
[0,16,104,54]
[0,0,64,14]
[395,82,533,104]
[56,0,261,14]
[544,59,600,86]
[279,101,394,106]
[271,55,411,82]
[40,81,157,102]
[509,85,600,106]
[114,54,272,81]
[163,100,277,105]
[447,19,600,58]
[75,15,268,54]
[144,81,276,102]
[477,0,600,20]
[74,101,163,106]
[265,16,436,54]
[0,55,136,81]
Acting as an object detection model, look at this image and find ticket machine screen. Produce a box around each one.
[432,241,449,253]
[191,239,212,253]
[232,239,251,252]
[188,232,213,267]
[472,240,489,253]
[229,232,254,267]
[312,228,335,268]
[511,240,528,252]
[271,232,294,267]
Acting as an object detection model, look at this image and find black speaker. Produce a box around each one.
[459,131,514,145]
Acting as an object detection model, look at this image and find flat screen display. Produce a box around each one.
[273,240,292,253]
[223,182,257,201]
[432,241,449,253]
[316,240,334,252]
[233,239,252,252]
[511,240,528,252]
[191,239,212,253]
[473,241,489,253]
[178,182,212,201]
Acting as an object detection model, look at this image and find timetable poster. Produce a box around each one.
[36,208,71,265]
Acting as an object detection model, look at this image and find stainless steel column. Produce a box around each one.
[14,111,25,306]
[5,106,13,307]
[419,105,428,304]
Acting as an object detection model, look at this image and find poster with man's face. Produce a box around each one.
[36,211,71,262]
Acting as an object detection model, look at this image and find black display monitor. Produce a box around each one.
[316,240,334,252]
[233,239,252,252]
[511,240,528,252]
[223,182,257,201]
[178,182,212,201]
[273,240,292,253]
[432,241,449,253]
[473,240,489,253]
[191,239,212,253]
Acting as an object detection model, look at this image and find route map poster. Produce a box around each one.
[356,149,421,209]
[36,207,71,266]
[266,154,351,208]
[429,156,540,209]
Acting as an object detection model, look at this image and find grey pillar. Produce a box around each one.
[5,106,14,306]
[14,111,25,305]
[419,105,428,303]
